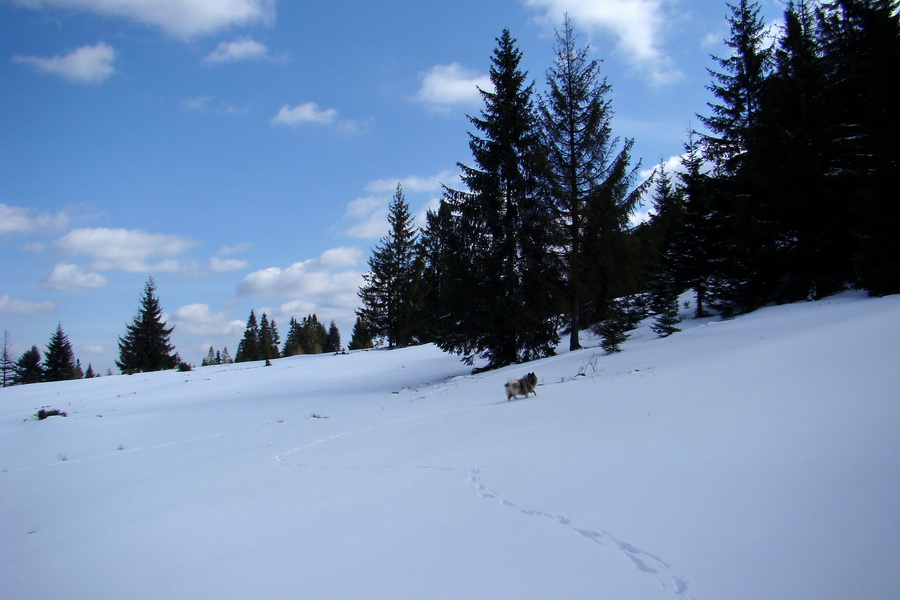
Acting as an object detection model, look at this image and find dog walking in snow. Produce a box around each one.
[505,372,538,400]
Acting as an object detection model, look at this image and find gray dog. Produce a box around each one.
[505,372,538,400]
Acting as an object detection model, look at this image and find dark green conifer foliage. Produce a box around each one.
[13,345,44,385]
[348,315,374,350]
[592,297,629,353]
[697,0,775,315]
[235,310,260,363]
[36,326,80,382]
[258,313,280,361]
[644,166,685,337]
[672,130,719,317]
[1,330,13,387]
[818,0,900,295]
[540,17,644,350]
[116,277,177,373]
[357,184,422,348]
[438,29,559,369]
[700,0,774,174]
[324,321,342,353]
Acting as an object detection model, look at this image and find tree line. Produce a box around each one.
[356,0,900,370]
[5,1,896,383]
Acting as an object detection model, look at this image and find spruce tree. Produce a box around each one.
[13,345,44,385]
[221,347,233,364]
[282,316,303,356]
[1,330,13,387]
[673,130,719,318]
[324,321,342,353]
[437,29,559,369]
[235,310,260,362]
[818,0,900,295]
[541,18,646,348]
[700,0,774,174]
[116,277,177,373]
[348,315,374,350]
[258,313,280,361]
[202,346,216,366]
[358,184,422,348]
[741,0,847,303]
[84,364,96,378]
[645,166,685,337]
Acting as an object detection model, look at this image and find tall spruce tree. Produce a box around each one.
[741,0,847,302]
[700,0,774,174]
[357,184,422,348]
[818,0,900,295]
[258,313,280,361]
[698,0,775,315]
[235,310,260,362]
[44,323,79,382]
[541,17,646,349]
[116,277,177,373]
[1,330,13,387]
[437,29,559,369]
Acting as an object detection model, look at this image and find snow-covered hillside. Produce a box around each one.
[2,292,899,599]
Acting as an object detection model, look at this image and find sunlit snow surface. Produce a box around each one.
[3,292,899,599]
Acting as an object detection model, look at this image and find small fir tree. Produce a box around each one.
[348,316,374,350]
[13,346,44,385]
[324,320,342,353]
[44,323,79,382]
[116,278,177,373]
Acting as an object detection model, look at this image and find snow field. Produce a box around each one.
[2,292,899,599]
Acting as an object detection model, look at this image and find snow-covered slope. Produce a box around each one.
[3,292,899,599]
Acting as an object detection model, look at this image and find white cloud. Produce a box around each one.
[363,170,458,194]
[173,303,245,336]
[13,42,115,83]
[41,263,107,291]
[237,247,364,301]
[523,0,682,85]
[210,257,249,272]
[203,36,275,64]
[415,63,492,113]
[0,294,56,315]
[218,242,252,256]
[182,96,246,115]
[13,0,276,39]
[271,102,338,126]
[0,203,71,235]
[52,227,199,273]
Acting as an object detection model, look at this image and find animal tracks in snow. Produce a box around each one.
[430,465,692,599]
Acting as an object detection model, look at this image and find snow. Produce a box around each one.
[2,291,899,599]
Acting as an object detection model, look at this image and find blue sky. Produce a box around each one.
[1,0,786,373]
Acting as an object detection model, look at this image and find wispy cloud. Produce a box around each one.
[51,227,199,273]
[13,42,115,83]
[12,0,276,39]
[203,36,282,64]
[363,170,458,194]
[41,263,107,291]
[0,294,56,315]
[523,0,682,85]
[0,203,72,235]
[182,96,246,116]
[271,102,367,134]
[414,63,492,113]
[271,102,338,126]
